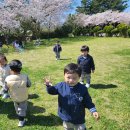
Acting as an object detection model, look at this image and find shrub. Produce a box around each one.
[127,29,130,37]
[93,26,101,36]
[117,23,128,37]
[68,33,74,37]
[72,26,82,36]
[103,25,114,37]
[111,28,119,37]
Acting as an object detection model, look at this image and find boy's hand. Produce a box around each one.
[43,77,52,86]
[92,112,100,120]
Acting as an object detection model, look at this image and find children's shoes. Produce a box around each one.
[2,93,10,99]
[18,120,26,127]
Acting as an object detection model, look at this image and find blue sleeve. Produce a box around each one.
[77,56,80,65]
[91,57,95,70]
[83,89,96,110]
[46,83,61,95]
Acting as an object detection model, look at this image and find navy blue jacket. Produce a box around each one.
[53,44,62,52]
[77,54,95,74]
[46,82,97,124]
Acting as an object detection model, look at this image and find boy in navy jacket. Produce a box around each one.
[53,41,62,60]
[44,63,99,130]
[77,45,95,88]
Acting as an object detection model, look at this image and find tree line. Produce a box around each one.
[0,0,129,45]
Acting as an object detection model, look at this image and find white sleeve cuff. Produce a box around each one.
[89,107,97,113]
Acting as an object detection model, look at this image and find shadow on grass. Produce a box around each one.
[60,58,72,60]
[26,114,62,126]
[0,101,14,115]
[0,101,61,126]
[91,84,117,89]
[6,101,61,126]
[28,94,39,99]
[28,102,46,114]
[0,101,45,119]
[1,101,61,127]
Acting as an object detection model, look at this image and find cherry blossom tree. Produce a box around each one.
[0,0,72,28]
[74,10,130,27]
[0,0,72,41]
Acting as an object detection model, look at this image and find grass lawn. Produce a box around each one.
[0,37,130,130]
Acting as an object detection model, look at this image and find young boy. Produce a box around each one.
[44,63,99,130]
[77,45,95,88]
[53,41,62,60]
[0,53,10,99]
[5,59,31,127]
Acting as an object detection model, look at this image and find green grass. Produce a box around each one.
[0,37,130,130]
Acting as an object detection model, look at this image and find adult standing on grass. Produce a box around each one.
[44,63,99,130]
[53,41,62,60]
[77,45,95,88]
[5,60,31,127]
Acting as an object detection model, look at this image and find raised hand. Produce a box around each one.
[43,76,52,86]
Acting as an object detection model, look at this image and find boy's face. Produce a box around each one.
[81,51,88,56]
[64,72,80,86]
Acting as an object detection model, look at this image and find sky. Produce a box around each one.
[72,0,130,13]
[0,0,130,13]
[125,0,130,12]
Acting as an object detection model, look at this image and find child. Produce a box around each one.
[53,41,62,60]
[77,45,95,88]
[13,40,23,52]
[0,53,10,99]
[44,63,99,130]
[5,59,31,127]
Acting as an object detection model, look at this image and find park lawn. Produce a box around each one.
[0,37,130,130]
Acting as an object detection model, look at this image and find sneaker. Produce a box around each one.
[80,82,84,84]
[85,83,90,88]
[18,120,26,127]
[2,93,10,99]
[56,58,60,60]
